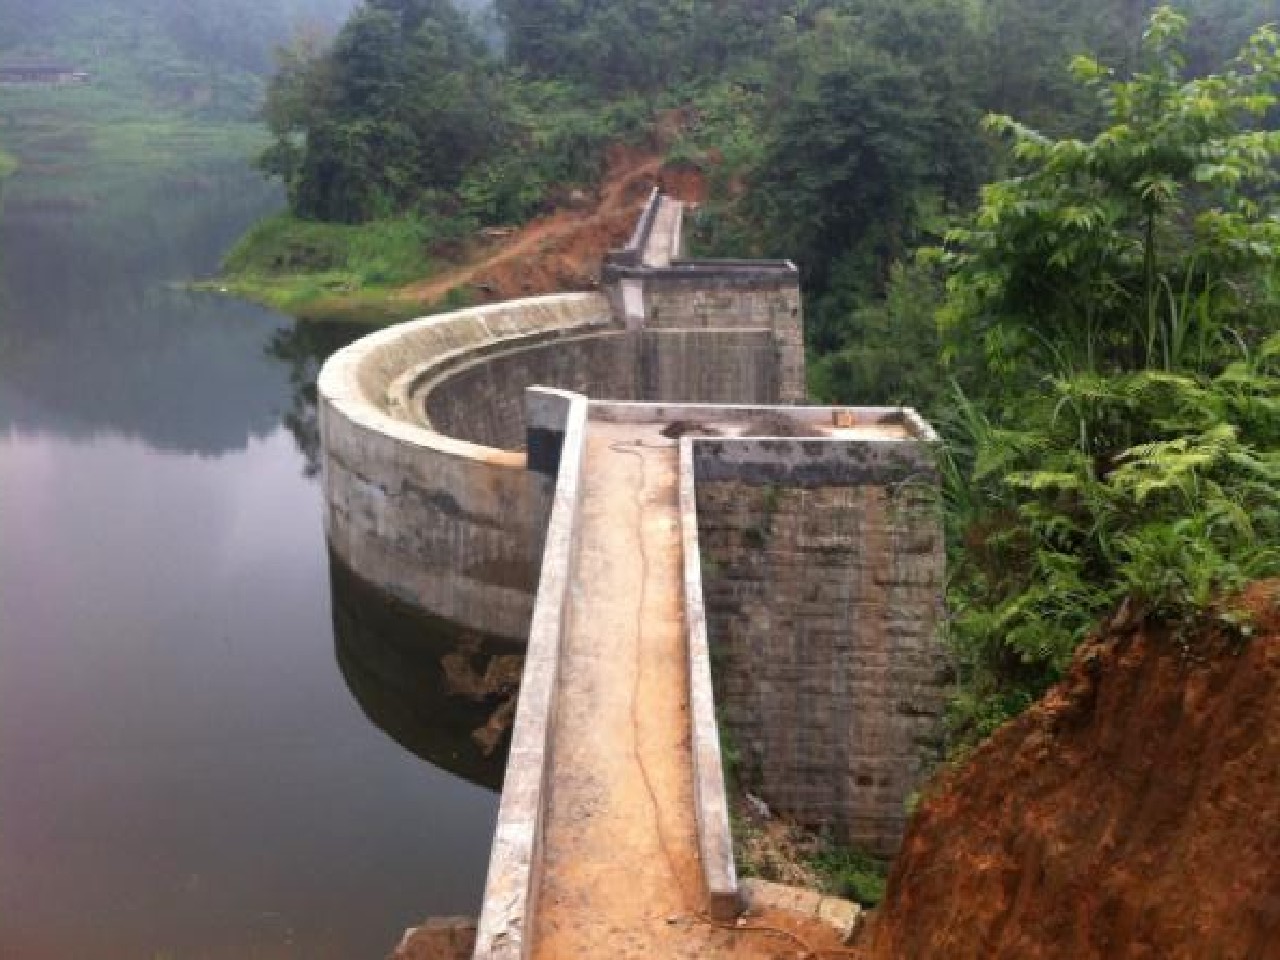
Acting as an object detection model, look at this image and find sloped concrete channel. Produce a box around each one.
[317,194,948,959]
[531,420,705,956]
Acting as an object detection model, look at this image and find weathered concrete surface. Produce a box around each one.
[319,293,612,640]
[642,195,682,267]
[677,437,738,921]
[524,387,578,479]
[636,264,805,405]
[423,330,784,450]
[473,396,589,960]
[524,421,850,959]
[531,421,703,958]
[593,401,923,439]
[601,193,806,404]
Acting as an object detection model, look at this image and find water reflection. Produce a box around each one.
[0,167,289,453]
[0,153,504,956]
[330,553,521,792]
[267,319,376,477]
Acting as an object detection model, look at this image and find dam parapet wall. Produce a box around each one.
[318,293,610,642]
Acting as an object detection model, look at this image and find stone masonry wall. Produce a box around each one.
[643,274,797,329]
[694,440,950,856]
[642,271,806,404]
[423,330,780,450]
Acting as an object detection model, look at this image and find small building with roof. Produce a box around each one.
[0,64,90,85]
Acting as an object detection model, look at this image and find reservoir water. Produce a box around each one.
[0,155,503,957]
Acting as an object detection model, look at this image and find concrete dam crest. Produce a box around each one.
[317,191,950,959]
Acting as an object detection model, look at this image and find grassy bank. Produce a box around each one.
[213,211,474,322]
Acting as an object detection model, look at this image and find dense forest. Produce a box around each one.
[258,0,1279,742]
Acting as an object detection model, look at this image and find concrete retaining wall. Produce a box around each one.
[318,293,612,641]
[602,261,806,404]
[421,330,782,450]
[320,289,801,641]
[677,437,740,921]
[472,394,590,960]
[608,187,661,268]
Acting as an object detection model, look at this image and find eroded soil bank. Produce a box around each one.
[859,582,1280,960]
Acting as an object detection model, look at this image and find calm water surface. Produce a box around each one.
[0,160,502,958]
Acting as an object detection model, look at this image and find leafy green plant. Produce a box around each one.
[808,844,889,908]
[938,9,1280,743]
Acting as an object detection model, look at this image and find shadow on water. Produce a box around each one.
[329,551,522,793]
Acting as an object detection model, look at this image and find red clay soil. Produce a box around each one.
[397,146,707,309]
[859,582,1280,960]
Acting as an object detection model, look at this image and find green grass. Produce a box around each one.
[196,274,450,324]
[223,213,439,286]
[0,146,16,180]
[215,211,479,321]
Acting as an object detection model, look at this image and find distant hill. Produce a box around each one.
[0,0,361,117]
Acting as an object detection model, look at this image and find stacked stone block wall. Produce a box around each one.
[642,274,796,329]
[422,330,780,450]
[602,243,807,407]
[693,440,949,856]
[640,270,806,404]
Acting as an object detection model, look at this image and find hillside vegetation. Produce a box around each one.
[241,0,1280,748]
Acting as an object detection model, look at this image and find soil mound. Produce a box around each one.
[859,582,1280,960]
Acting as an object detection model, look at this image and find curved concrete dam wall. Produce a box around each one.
[318,292,794,640]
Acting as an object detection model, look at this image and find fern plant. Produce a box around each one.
[937,9,1280,745]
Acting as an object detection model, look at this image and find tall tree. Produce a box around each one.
[262,0,507,221]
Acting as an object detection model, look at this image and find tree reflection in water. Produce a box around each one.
[265,319,374,476]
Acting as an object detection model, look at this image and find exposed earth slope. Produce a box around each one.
[858,582,1280,960]
[398,149,706,311]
